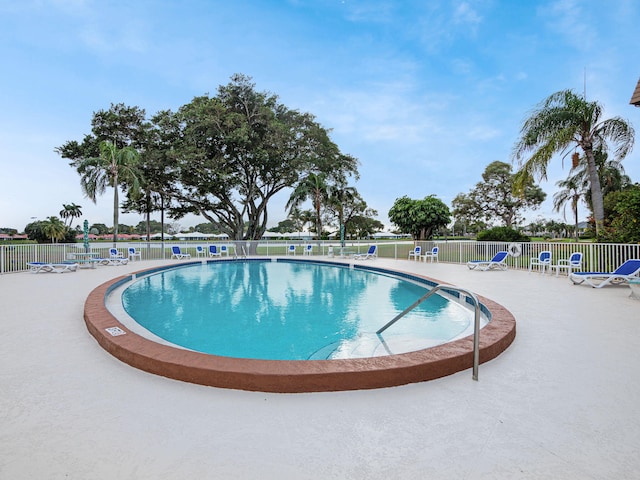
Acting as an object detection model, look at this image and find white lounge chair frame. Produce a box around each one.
[109,248,126,258]
[27,261,78,273]
[422,246,439,263]
[467,251,509,271]
[100,249,129,265]
[408,246,421,261]
[529,250,552,274]
[353,245,377,260]
[553,252,582,277]
[128,247,142,261]
[569,259,640,288]
[208,245,221,257]
[171,246,191,260]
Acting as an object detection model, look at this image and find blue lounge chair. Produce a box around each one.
[99,248,129,266]
[553,252,582,277]
[208,245,221,257]
[570,259,640,288]
[287,244,296,255]
[529,250,552,274]
[195,245,206,258]
[467,251,509,271]
[408,246,421,261]
[354,245,377,260]
[220,245,229,256]
[304,244,313,256]
[422,246,439,263]
[171,246,191,260]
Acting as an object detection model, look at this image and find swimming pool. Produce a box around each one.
[87,258,516,392]
[119,260,482,360]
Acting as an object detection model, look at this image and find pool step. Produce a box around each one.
[307,334,444,360]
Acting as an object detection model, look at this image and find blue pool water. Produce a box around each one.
[121,260,476,360]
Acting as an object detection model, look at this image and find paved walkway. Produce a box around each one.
[1,258,639,479]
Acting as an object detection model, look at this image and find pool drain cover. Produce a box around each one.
[105,326,126,336]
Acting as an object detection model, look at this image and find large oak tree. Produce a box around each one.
[452,161,545,228]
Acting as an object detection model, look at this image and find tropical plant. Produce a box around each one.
[553,176,585,241]
[298,210,315,233]
[72,140,141,244]
[286,172,329,239]
[124,108,179,241]
[42,216,67,243]
[325,182,358,246]
[570,150,631,212]
[283,207,308,232]
[512,89,635,237]
[602,184,640,243]
[59,203,83,228]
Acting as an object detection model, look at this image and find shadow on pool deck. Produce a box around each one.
[2,257,639,479]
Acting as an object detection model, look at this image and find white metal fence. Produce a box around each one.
[2,239,640,274]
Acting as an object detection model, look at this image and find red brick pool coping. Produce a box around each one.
[84,265,516,393]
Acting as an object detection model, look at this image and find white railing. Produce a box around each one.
[2,239,639,274]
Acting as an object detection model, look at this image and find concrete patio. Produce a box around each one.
[1,258,639,479]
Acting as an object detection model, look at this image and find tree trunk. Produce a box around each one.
[112,182,119,246]
[315,202,322,239]
[573,199,579,242]
[584,147,604,237]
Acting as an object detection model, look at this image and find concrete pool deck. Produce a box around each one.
[1,257,639,479]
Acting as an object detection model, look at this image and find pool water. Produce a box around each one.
[121,260,476,360]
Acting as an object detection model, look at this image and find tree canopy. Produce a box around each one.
[452,161,546,228]
[165,74,359,241]
[602,184,640,243]
[57,74,360,242]
[388,195,450,240]
[512,89,634,237]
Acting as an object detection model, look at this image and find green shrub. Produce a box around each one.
[476,226,530,242]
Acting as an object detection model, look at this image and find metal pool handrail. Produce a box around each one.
[376,284,482,381]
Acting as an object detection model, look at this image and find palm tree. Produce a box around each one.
[42,216,67,243]
[553,176,585,241]
[569,149,631,210]
[286,207,307,232]
[512,89,634,237]
[326,183,357,247]
[59,203,83,228]
[298,209,315,233]
[74,140,141,244]
[286,173,328,238]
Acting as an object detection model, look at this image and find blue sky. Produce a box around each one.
[1,0,639,232]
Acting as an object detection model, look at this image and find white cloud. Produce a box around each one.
[539,0,595,50]
[468,125,502,141]
[453,1,483,29]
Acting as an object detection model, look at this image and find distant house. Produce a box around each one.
[630,77,640,106]
[0,233,28,241]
